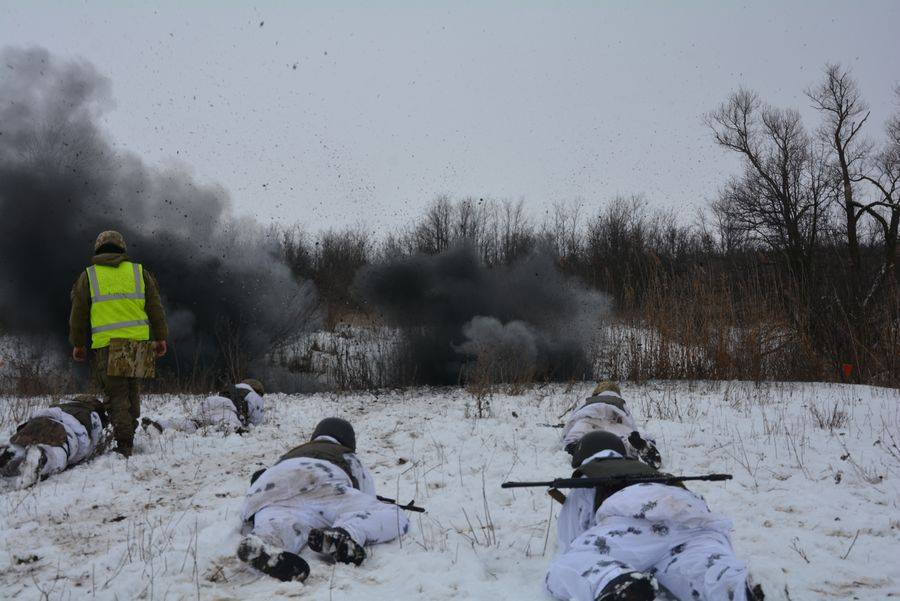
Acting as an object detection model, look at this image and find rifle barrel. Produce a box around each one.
[501,473,733,490]
[501,481,556,489]
[377,495,426,513]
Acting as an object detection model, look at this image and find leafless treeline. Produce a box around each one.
[705,64,898,385]
[279,64,898,387]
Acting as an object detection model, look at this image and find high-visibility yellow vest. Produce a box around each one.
[86,261,151,349]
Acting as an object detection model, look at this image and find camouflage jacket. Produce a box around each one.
[278,441,360,489]
[68,252,168,348]
[582,393,627,413]
[51,398,109,430]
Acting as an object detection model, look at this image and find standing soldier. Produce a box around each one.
[69,230,168,457]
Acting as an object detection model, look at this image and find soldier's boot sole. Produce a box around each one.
[140,418,164,435]
[0,444,26,477]
[15,446,47,489]
[640,444,663,469]
[628,432,663,469]
[237,535,309,582]
[307,528,366,566]
[596,571,675,601]
[747,582,765,600]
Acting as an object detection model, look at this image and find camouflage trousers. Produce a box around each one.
[546,521,749,601]
[546,486,749,601]
[92,348,141,453]
[250,489,409,554]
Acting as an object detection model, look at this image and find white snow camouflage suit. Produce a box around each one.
[150,383,264,433]
[562,390,657,460]
[0,399,105,483]
[241,435,410,554]
[546,451,751,601]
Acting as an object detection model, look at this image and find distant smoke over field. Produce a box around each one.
[354,244,607,384]
[0,47,319,378]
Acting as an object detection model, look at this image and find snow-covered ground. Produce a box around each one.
[1,381,898,600]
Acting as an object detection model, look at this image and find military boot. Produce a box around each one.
[237,535,309,582]
[596,572,677,601]
[141,417,164,435]
[628,431,663,469]
[0,444,25,477]
[307,528,366,566]
[114,437,134,457]
[114,446,132,458]
[747,582,766,600]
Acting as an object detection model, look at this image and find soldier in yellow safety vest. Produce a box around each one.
[68,230,168,457]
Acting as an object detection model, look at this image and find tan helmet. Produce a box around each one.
[592,380,621,395]
[241,378,265,396]
[72,393,101,404]
[69,394,104,416]
[94,230,127,253]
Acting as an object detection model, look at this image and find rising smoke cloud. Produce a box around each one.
[354,244,608,384]
[0,47,319,378]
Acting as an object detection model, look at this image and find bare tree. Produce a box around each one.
[706,89,834,282]
[707,73,899,383]
[855,87,900,307]
[542,200,584,263]
[806,64,871,271]
[497,199,534,264]
[412,195,454,254]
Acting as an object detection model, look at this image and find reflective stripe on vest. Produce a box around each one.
[86,261,150,349]
[87,262,145,301]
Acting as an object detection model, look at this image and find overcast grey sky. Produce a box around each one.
[2,1,898,232]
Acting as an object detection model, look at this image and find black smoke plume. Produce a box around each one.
[354,244,607,384]
[0,47,319,383]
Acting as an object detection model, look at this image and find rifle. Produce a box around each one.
[502,473,732,490]
[377,495,426,513]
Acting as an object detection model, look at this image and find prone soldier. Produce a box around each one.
[543,431,762,601]
[563,381,662,468]
[0,395,108,488]
[142,378,266,434]
[237,417,410,582]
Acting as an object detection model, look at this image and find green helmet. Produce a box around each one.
[311,417,356,452]
[570,431,626,468]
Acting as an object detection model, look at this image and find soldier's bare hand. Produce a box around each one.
[154,340,168,358]
[72,347,87,362]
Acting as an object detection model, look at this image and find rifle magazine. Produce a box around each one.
[548,488,567,505]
